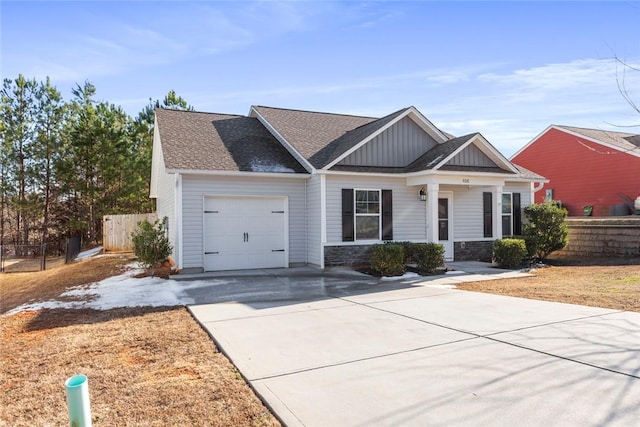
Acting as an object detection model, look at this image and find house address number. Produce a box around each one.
[462,178,470,184]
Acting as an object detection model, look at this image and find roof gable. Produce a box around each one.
[337,115,440,167]
[407,133,518,174]
[512,125,640,160]
[155,109,307,174]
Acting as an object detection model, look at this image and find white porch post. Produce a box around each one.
[426,183,440,243]
[492,185,503,239]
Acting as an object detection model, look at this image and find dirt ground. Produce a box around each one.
[0,255,280,426]
[456,255,640,312]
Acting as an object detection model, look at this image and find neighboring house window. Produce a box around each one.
[342,189,393,242]
[483,192,521,238]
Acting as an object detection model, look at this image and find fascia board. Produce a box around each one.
[406,106,450,142]
[472,134,521,174]
[165,168,310,179]
[509,124,555,160]
[250,106,316,173]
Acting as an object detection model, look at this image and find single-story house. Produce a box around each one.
[151,105,546,273]
[511,125,640,217]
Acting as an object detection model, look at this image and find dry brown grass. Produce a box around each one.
[0,255,280,427]
[0,254,135,314]
[457,260,640,312]
[1,308,280,426]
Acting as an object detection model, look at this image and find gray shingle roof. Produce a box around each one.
[557,125,640,152]
[405,134,475,172]
[252,106,382,168]
[155,109,307,173]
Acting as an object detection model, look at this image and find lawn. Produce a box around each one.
[456,256,640,313]
[0,255,280,426]
[1,253,638,426]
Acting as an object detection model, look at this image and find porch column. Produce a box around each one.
[426,183,440,243]
[492,185,503,239]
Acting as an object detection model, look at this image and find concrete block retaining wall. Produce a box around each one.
[556,217,640,258]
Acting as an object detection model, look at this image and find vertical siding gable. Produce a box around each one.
[337,117,439,167]
[447,143,499,167]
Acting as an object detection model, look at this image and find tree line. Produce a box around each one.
[0,75,192,251]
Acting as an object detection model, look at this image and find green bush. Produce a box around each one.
[523,202,568,261]
[411,243,445,274]
[370,243,405,276]
[132,217,172,273]
[493,238,527,269]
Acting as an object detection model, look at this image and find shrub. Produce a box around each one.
[370,243,405,276]
[132,217,172,274]
[493,238,527,269]
[523,202,568,261]
[411,243,445,274]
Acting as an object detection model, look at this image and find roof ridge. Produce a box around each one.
[156,108,245,118]
[556,124,637,136]
[253,105,379,120]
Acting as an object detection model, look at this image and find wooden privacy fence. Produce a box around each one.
[103,213,157,252]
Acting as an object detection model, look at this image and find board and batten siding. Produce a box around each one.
[337,117,439,167]
[325,175,427,243]
[306,174,323,266]
[448,144,498,168]
[180,175,307,270]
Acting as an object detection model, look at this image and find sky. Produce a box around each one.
[2,1,639,157]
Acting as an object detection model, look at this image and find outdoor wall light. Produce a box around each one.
[419,187,427,201]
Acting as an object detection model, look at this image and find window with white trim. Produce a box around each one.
[355,189,381,240]
[502,193,512,237]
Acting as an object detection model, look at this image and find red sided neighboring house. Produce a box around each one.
[511,125,640,217]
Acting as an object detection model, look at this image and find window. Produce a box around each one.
[342,189,393,242]
[483,191,521,238]
[502,193,512,236]
[355,190,380,240]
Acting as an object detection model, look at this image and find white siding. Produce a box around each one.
[181,175,307,270]
[154,162,177,262]
[449,182,533,241]
[306,174,322,266]
[325,175,427,243]
[447,185,485,241]
[338,117,438,167]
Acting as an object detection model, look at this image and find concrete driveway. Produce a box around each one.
[187,264,640,426]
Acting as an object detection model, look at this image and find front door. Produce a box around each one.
[438,193,453,261]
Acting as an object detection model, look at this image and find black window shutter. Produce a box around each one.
[342,189,354,241]
[513,193,522,235]
[483,192,493,238]
[382,189,393,241]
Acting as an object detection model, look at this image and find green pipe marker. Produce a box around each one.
[65,374,92,427]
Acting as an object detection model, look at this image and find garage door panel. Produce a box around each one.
[204,196,287,271]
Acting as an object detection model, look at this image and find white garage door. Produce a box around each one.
[204,196,288,271]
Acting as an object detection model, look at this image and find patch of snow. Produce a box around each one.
[380,272,421,281]
[445,270,466,275]
[424,283,458,289]
[76,246,103,260]
[4,266,218,315]
[250,160,295,173]
[426,154,445,168]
